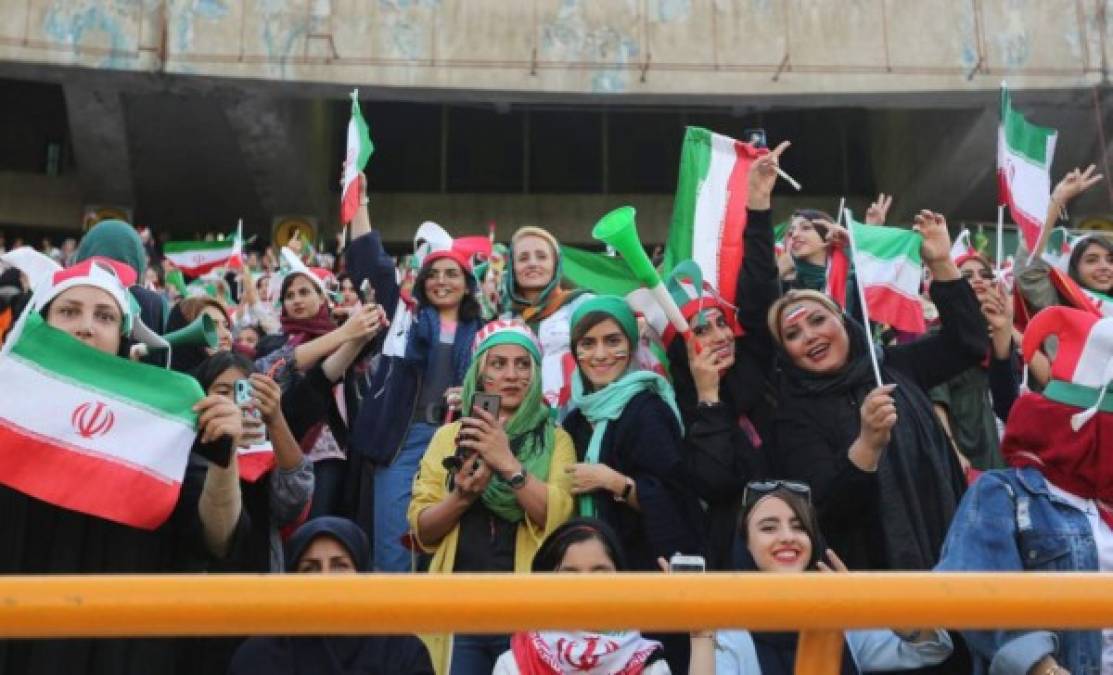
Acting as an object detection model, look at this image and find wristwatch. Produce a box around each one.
[504,464,527,490]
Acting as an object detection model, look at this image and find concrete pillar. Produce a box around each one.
[62,83,135,207]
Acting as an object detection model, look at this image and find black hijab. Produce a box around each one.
[778,317,965,570]
[228,517,434,675]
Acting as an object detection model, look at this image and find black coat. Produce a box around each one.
[563,391,705,570]
[771,279,986,571]
[672,208,778,569]
[0,457,210,675]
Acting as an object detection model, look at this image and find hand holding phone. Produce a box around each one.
[668,553,707,573]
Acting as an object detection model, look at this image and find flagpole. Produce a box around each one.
[835,197,846,226]
[995,205,1004,274]
[843,208,884,388]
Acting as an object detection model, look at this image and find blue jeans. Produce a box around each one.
[372,422,435,572]
[450,634,510,675]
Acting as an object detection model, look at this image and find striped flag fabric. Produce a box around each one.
[164,239,237,277]
[998,84,1058,251]
[340,91,374,225]
[0,313,203,529]
[663,127,764,305]
[845,213,926,334]
[238,443,276,483]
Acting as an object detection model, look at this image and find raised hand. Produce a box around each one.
[340,302,383,342]
[748,141,791,210]
[453,454,494,501]
[816,548,850,573]
[686,338,723,402]
[911,210,952,264]
[248,373,284,426]
[455,406,515,477]
[864,193,893,226]
[1052,164,1102,208]
[194,395,244,446]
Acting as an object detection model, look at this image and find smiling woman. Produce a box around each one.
[766,211,988,576]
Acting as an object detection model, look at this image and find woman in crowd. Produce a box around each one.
[936,306,1113,675]
[494,517,670,674]
[0,257,244,675]
[361,242,483,571]
[164,295,234,373]
[768,210,986,571]
[689,481,952,674]
[193,351,312,572]
[408,320,575,675]
[75,218,169,334]
[562,296,704,675]
[929,252,1022,473]
[254,253,385,520]
[1016,165,1112,315]
[502,226,590,413]
[228,516,434,675]
[667,142,788,569]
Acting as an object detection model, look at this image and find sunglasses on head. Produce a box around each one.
[961,269,995,281]
[742,480,811,509]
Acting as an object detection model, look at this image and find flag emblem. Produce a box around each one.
[71,401,116,439]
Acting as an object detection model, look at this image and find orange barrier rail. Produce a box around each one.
[2,573,1112,674]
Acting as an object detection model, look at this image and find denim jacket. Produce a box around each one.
[936,467,1102,675]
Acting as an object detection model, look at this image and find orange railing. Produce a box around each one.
[1,573,1112,674]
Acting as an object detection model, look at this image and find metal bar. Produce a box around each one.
[796,630,846,675]
[0,573,1112,638]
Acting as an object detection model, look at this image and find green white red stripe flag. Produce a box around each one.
[998,84,1058,250]
[0,313,203,529]
[842,212,926,334]
[663,127,764,304]
[164,238,237,277]
[340,90,374,225]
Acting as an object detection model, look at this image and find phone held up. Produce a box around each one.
[442,392,502,473]
[669,553,707,573]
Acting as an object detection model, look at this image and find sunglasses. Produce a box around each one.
[742,480,812,509]
[961,269,995,281]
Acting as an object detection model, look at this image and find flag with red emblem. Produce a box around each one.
[0,312,203,529]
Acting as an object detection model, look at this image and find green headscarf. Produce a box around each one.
[568,296,681,517]
[458,322,554,523]
[76,220,147,277]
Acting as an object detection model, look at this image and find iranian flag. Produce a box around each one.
[0,313,203,530]
[663,127,764,305]
[998,84,1058,251]
[844,213,926,334]
[165,222,243,277]
[340,90,374,225]
[238,443,276,483]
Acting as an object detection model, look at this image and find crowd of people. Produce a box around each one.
[1,141,1113,675]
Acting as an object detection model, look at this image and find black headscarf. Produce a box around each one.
[778,317,965,570]
[228,517,434,675]
[165,303,210,375]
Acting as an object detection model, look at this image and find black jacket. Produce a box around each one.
[563,391,705,570]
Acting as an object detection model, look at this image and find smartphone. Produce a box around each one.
[234,379,253,407]
[472,392,501,418]
[669,553,707,573]
[743,128,768,149]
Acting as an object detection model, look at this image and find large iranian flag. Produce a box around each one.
[845,213,926,334]
[998,85,1058,250]
[0,313,203,529]
[340,91,373,225]
[663,127,764,305]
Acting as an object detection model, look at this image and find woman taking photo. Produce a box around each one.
[689,482,952,674]
[408,320,575,675]
[502,226,590,412]
[768,210,986,572]
[495,518,670,674]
